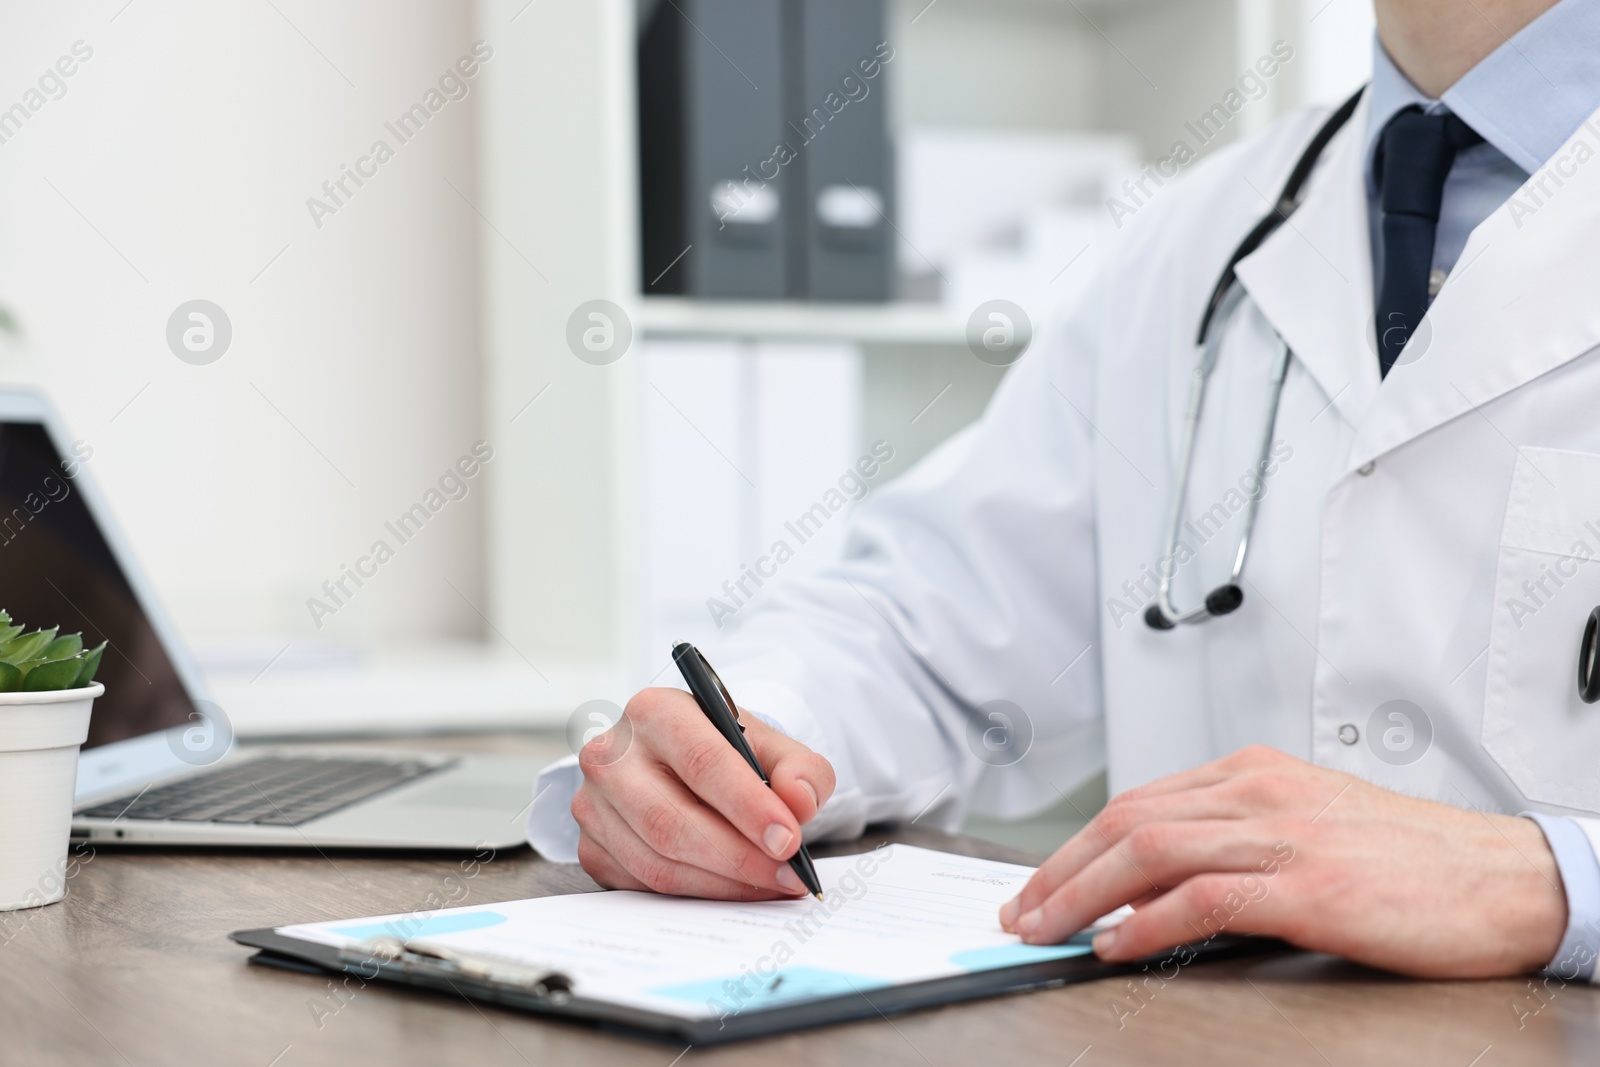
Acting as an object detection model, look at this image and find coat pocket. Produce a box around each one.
[1482,447,1600,812]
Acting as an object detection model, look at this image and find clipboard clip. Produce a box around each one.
[340,935,574,1005]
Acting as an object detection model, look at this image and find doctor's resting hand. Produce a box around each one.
[998,745,1567,978]
[573,696,1566,978]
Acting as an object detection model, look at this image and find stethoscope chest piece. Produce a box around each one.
[1580,607,1600,704]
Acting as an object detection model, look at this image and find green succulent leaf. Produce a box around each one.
[0,614,98,691]
[23,657,85,691]
[39,633,83,661]
[76,642,106,687]
[0,628,57,665]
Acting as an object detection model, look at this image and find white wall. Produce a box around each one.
[0,1,487,660]
[1292,0,1376,106]
[1233,0,1376,127]
[1090,0,1239,158]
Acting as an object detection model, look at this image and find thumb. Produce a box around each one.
[744,713,836,825]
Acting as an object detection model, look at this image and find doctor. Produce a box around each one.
[531,0,1600,979]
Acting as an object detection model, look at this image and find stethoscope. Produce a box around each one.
[1581,608,1600,704]
[1143,88,1600,709]
[1144,87,1364,631]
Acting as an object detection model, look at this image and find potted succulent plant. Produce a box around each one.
[0,610,105,910]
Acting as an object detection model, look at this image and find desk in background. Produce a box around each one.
[1,733,1595,1066]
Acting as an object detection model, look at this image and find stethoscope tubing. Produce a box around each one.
[1143,85,1600,708]
[1145,92,1365,633]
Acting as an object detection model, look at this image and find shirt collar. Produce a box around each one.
[1364,0,1600,185]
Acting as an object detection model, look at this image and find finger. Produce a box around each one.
[1109,746,1285,805]
[1001,783,1258,930]
[629,691,806,861]
[1014,821,1282,945]
[745,715,836,824]
[576,834,650,892]
[1092,873,1279,962]
[598,752,802,894]
[579,788,784,900]
[1105,747,1300,818]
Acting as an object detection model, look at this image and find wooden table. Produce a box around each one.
[3,735,1597,1066]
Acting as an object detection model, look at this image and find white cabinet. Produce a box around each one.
[635,341,862,679]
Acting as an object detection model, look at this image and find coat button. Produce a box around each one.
[1357,461,1376,476]
[1338,723,1359,745]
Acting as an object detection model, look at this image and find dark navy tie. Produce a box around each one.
[1373,108,1484,376]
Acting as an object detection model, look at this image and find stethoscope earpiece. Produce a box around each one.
[1144,584,1246,631]
[1204,584,1244,616]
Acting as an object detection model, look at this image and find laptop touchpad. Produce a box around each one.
[395,781,530,810]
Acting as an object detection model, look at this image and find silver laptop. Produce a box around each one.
[0,389,536,851]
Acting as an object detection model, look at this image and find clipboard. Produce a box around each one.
[230,923,1283,1045]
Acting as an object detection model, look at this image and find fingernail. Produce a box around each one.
[763,823,794,857]
[1093,929,1118,957]
[776,865,804,894]
[998,898,1020,931]
[798,779,818,809]
[1017,909,1041,941]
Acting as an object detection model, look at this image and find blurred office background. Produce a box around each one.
[0,1,1371,839]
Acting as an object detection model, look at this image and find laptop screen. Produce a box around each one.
[0,420,196,749]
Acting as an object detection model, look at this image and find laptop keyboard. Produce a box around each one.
[75,756,456,827]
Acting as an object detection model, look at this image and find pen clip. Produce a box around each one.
[700,651,744,732]
[341,936,574,1004]
[678,641,745,731]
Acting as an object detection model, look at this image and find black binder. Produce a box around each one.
[231,924,1282,1045]
[636,0,895,301]
[783,0,893,301]
[638,0,789,298]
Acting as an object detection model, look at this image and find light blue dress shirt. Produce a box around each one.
[1363,0,1600,980]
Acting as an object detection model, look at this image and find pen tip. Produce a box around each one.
[814,892,825,901]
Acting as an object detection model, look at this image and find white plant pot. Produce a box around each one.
[0,683,101,911]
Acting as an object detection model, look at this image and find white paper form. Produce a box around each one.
[277,845,1101,1021]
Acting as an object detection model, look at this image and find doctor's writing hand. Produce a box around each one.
[572,687,836,901]
[998,746,1567,978]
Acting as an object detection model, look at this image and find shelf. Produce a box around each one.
[636,297,969,347]
[204,643,623,738]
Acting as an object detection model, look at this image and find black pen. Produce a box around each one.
[671,641,824,900]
